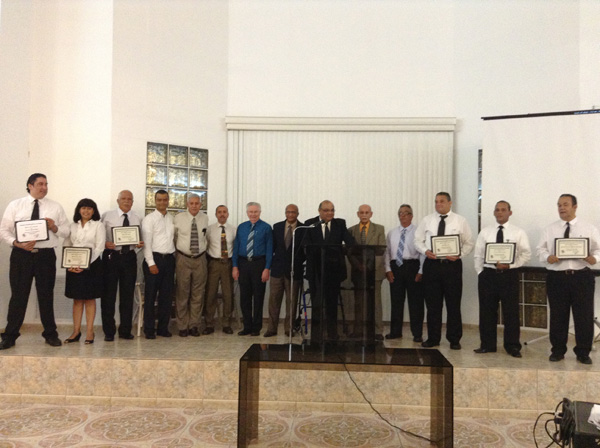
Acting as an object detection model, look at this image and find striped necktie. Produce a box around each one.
[190,217,199,255]
[395,228,406,267]
[247,224,255,258]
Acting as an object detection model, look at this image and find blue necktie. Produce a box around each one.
[395,228,406,267]
[247,224,255,258]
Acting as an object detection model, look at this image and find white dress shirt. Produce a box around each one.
[0,195,69,249]
[536,217,600,271]
[142,210,176,267]
[206,222,236,258]
[414,210,474,257]
[101,208,143,252]
[64,220,106,263]
[174,211,208,255]
[474,221,531,274]
[384,223,425,273]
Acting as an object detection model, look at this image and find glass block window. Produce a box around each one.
[146,142,208,215]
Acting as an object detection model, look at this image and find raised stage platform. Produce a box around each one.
[0,322,598,422]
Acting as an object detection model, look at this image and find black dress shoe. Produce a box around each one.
[375,334,384,341]
[385,334,401,340]
[413,337,423,343]
[157,330,172,338]
[223,327,233,335]
[474,347,497,354]
[145,332,156,340]
[0,340,15,350]
[119,334,134,340]
[549,354,564,362]
[238,330,251,336]
[45,336,62,347]
[251,331,260,336]
[202,327,214,335]
[189,327,200,337]
[450,343,461,350]
[510,350,522,358]
[104,335,115,342]
[178,330,189,338]
[421,340,439,348]
[263,331,277,337]
[577,355,592,365]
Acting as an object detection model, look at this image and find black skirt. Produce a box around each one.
[65,257,103,300]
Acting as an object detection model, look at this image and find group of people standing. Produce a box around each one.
[0,174,597,365]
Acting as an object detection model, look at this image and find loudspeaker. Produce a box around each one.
[560,399,600,447]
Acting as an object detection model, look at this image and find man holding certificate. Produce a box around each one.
[536,194,600,364]
[473,201,531,357]
[173,193,208,338]
[0,173,69,350]
[101,190,143,342]
[414,192,474,350]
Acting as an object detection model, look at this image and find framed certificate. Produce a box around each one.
[485,242,516,264]
[555,238,589,259]
[112,225,140,246]
[62,247,92,269]
[431,235,461,258]
[15,219,49,243]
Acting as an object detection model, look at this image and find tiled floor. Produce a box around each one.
[0,402,552,447]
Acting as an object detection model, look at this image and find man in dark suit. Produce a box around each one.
[264,204,305,337]
[304,200,355,342]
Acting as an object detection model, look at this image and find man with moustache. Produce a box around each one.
[414,192,474,350]
[101,190,144,341]
[304,200,355,342]
[384,204,425,342]
[204,205,237,334]
[474,201,530,357]
[141,190,176,339]
[348,204,386,340]
[0,173,69,349]
[232,202,272,336]
[264,204,305,338]
[173,193,208,338]
[536,194,600,364]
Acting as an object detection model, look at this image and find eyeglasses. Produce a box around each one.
[399,212,412,217]
[320,209,335,213]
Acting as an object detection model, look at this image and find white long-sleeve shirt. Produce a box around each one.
[142,210,176,267]
[64,220,106,263]
[384,223,425,273]
[474,221,531,274]
[414,210,474,257]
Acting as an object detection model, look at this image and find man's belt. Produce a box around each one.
[177,250,206,259]
[239,255,266,262]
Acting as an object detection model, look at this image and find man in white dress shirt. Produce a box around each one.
[101,190,144,341]
[0,173,69,349]
[415,192,474,350]
[536,194,600,364]
[384,204,425,342]
[142,189,176,339]
[173,193,208,337]
[204,205,237,334]
[474,201,531,357]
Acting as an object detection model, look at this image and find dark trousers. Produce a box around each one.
[546,269,595,357]
[478,268,521,352]
[389,260,424,338]
[422,258,463,344]
[2,248,58,342]
[143,253,175,335]
[101,249,137,337]
[238,257,266,333]
[309,278,340,343]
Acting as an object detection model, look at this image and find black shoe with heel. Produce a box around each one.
[64,332,82,344]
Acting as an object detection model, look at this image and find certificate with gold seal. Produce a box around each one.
[15,219,49,243]
[485,242,516,264]
[112,225,140,246]
[555,238,589,259]
[431,235,461,258]
[62,247,92,269]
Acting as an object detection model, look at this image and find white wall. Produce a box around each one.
[0,0,598,326]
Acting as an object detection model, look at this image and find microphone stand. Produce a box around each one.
[289,221,319,346]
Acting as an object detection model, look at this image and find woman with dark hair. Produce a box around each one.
[63,198,105,344]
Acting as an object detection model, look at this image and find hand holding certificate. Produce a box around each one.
[62,247,92,270]
[555,238,589,259]
[485,242,516,264]
[15,219,49,243]
[431,235,461,258]
[112,225,140,246]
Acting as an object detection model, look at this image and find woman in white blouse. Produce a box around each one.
[63,198,105,344]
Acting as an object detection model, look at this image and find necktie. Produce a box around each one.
[324,222,330,240]
[121,213,131,253]
[190,217,199,255]
[496,225,504,243]
[395,228,406,267]
[564,222,570,238]
[31,199,39,220]
[360,225,366,244]
[247,224,255,258]
[285,225,293,249]
[220,226,228,259]
[437,215,447,236]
